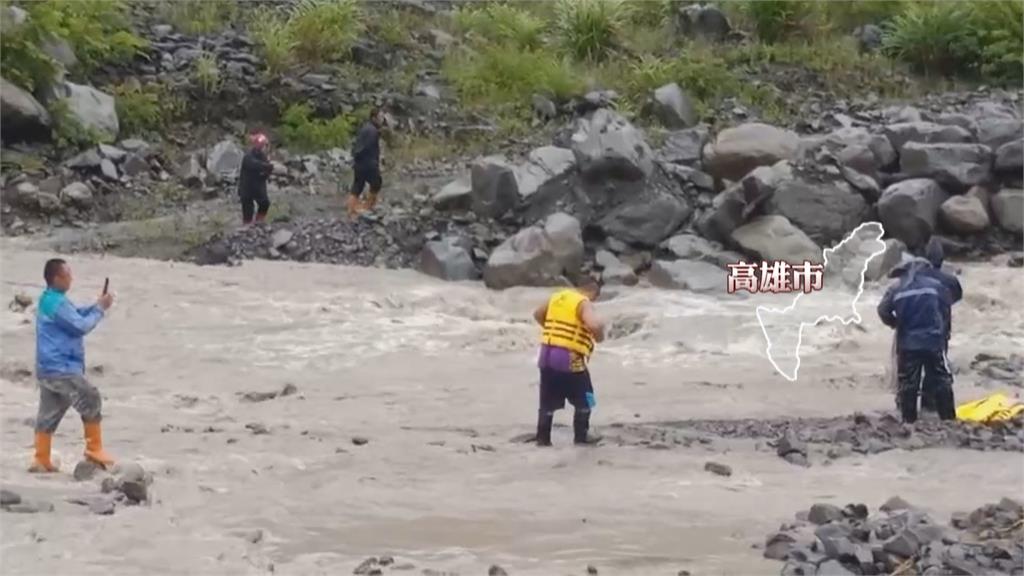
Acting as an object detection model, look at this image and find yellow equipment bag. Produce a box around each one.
[956,393,1024,423]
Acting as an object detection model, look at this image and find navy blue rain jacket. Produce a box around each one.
[877,257,956,352]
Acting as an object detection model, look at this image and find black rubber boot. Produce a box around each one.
[936,387,956,421]
[536,412,553,447]
[899,389,919,424]
[573,410,600,445]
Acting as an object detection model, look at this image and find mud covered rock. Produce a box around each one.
[705,123,800,182]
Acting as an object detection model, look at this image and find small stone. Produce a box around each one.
[882,530,919,558]
[280,383,298,397]
[488,566,508,576]
[353,557,377,575]
[246,422,270,435]
[704,461,732,477]
[9,292,32,312]
[809,503,845,525]
[784,452,810,467]
[880,496,912,512]
[777,430,807,457]
[352,436,369,446]
[271,229,294,249]
[73,460,102,481]
[5,500,54,514]
[1,489,22,506]
[587,566,599,575]
[88,497,115,515]
[817,559,856,575]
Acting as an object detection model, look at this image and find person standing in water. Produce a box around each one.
[532,277,605,446]
[31,258,115,472]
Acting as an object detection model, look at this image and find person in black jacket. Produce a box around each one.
[238,133,274,225]
[918,237,962,414]
[347,108,385,216]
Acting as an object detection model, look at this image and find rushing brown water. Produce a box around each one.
[1,241,1021,575]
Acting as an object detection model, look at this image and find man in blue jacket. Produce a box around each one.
[877,252,960,423]
[31,258,115,472]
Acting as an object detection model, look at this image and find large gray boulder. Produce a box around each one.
[661,233,743,266]
[995,139,1023,178]
[731,215,822,264]
[991,189,1023,233]
[900,142,993,193]
[515,146,576,199]
[877,179,948,249]
[570,108,654,181]
[1,77,51,142]
[704,123,799,182]
[696,161,791,243]
[865,238,906,282]
[470,155,518,218]
[433,175,472,211]
[882,122,972,153]
[483,213,584,290]
[657,126,708,166]
[206,139,244,182]
[770,180,869,245]
[648,259,726,293]
[596,250,637,286]
[60,181,93,207]
[968,101,1024,149]
[57,82,119,140]
[597,194,691,247]
[647,83,697,129]
[939,195,990,234]
[419,237,478,281]
[674,3,731,41]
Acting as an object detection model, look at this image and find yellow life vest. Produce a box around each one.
[540,289,595,357]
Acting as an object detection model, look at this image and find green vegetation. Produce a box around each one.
[444,45,584,112]
[193,52,223,97]
[158,0,238,36]
[277,103,359,152]
[452,2,546,50]
[111,82,185,137]
[247,0,363,76]
[884,0,1023,83]
[0,0,146,91]
[554,0,630,61]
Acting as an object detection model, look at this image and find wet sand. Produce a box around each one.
[1,241,1022,575]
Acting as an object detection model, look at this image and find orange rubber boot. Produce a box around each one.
[83,420,114,469]
[28,431,59,473]
[361,192,379,211]
[346,195,362,217]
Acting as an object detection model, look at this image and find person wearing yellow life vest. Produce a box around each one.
[532,276,605,446]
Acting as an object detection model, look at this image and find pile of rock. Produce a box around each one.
[425,89,1022,291]
[191,205,514,275]
[604,411,1024,460]
[764,497,1024,575]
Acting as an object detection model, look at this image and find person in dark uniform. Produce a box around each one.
[918,237,962,414]
[532,277,606,446]
[347,108,385,216]
[878,251,960,423]
[238,133,273,225]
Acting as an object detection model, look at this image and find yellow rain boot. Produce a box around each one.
[28,431,59,473]
[83,420,114,469]
[361,192,378,211]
